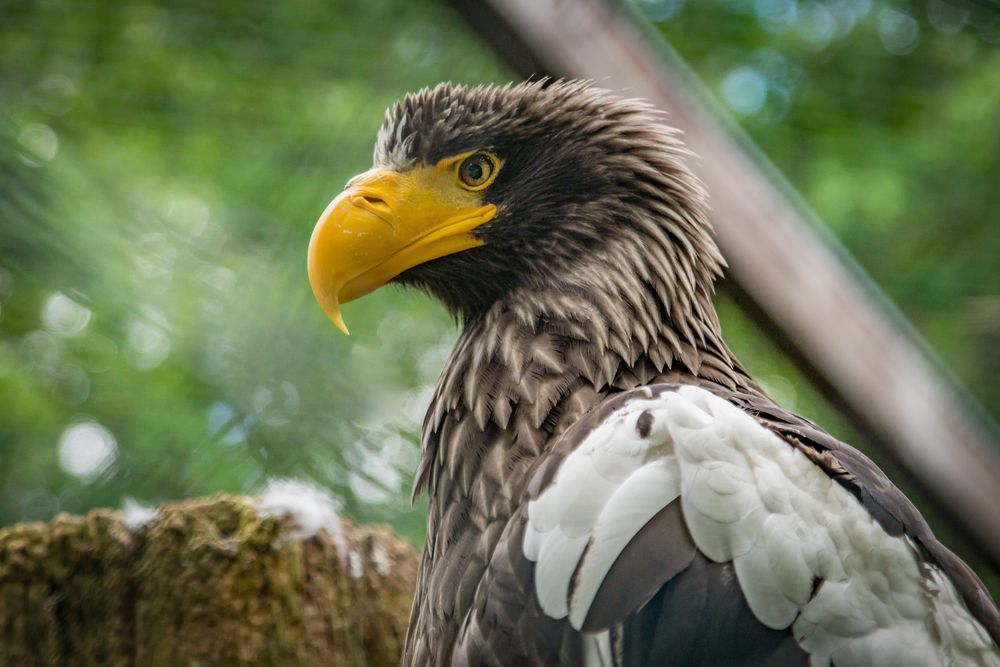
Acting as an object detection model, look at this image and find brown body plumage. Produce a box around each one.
[308,80,1000,666]
[386,82,754,663]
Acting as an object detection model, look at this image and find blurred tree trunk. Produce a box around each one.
[0,496,418,666]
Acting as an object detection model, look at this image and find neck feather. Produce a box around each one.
[413,231,756,501]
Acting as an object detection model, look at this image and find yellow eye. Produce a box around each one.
[456,152,499,190]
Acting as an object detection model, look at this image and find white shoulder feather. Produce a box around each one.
[523,384,999,666]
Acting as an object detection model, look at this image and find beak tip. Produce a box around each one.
[324,305,351,336]
[330,309,350,336]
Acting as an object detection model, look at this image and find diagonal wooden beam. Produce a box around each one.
[446,0,1000,566]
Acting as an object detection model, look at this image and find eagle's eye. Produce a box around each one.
[456,152,499,191]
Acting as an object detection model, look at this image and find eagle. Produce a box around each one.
[306,81,1000,666]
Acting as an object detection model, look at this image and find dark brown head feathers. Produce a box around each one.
[378,81,727,339]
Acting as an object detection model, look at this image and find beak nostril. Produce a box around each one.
[351,193,395,225]
[357,194,386,206]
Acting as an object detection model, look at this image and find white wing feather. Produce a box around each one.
[523,385,999,666]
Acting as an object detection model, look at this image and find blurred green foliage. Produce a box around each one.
[648,0,1000,416]
[0,0,997,574]
[0,0,509,542]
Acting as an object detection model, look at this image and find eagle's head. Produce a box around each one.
[308,80,723,333]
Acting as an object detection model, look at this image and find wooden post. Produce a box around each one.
[446,0,1000,566]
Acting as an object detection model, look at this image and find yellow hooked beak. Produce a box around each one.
[307,159,498,333]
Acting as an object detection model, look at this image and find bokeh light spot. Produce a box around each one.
[251,380,300,427]
[394,22,440,68]
[58,421,118,481]
[927,0,967,35]
[755,0,798,33]
[165,194,210,237]
[879,8,920,55]
[722,66,768,115]
[633,0,685,22]
[42,292,92,338]
[134,232,177,287]
[18,123,59,164]
[125,316,171,370]
[798,1,836,50]
[20,330,60,377]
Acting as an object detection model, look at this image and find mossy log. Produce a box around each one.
[0,495,418,666]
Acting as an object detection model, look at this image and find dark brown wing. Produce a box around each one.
[454,497,809,666]
[454,381,999,665]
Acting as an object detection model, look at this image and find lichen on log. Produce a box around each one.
[0,495,418,666]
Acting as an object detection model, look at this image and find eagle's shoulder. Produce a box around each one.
[457,381,1000,666]
[730,387,1000,646]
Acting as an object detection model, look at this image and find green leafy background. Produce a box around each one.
[1,0,998,588]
